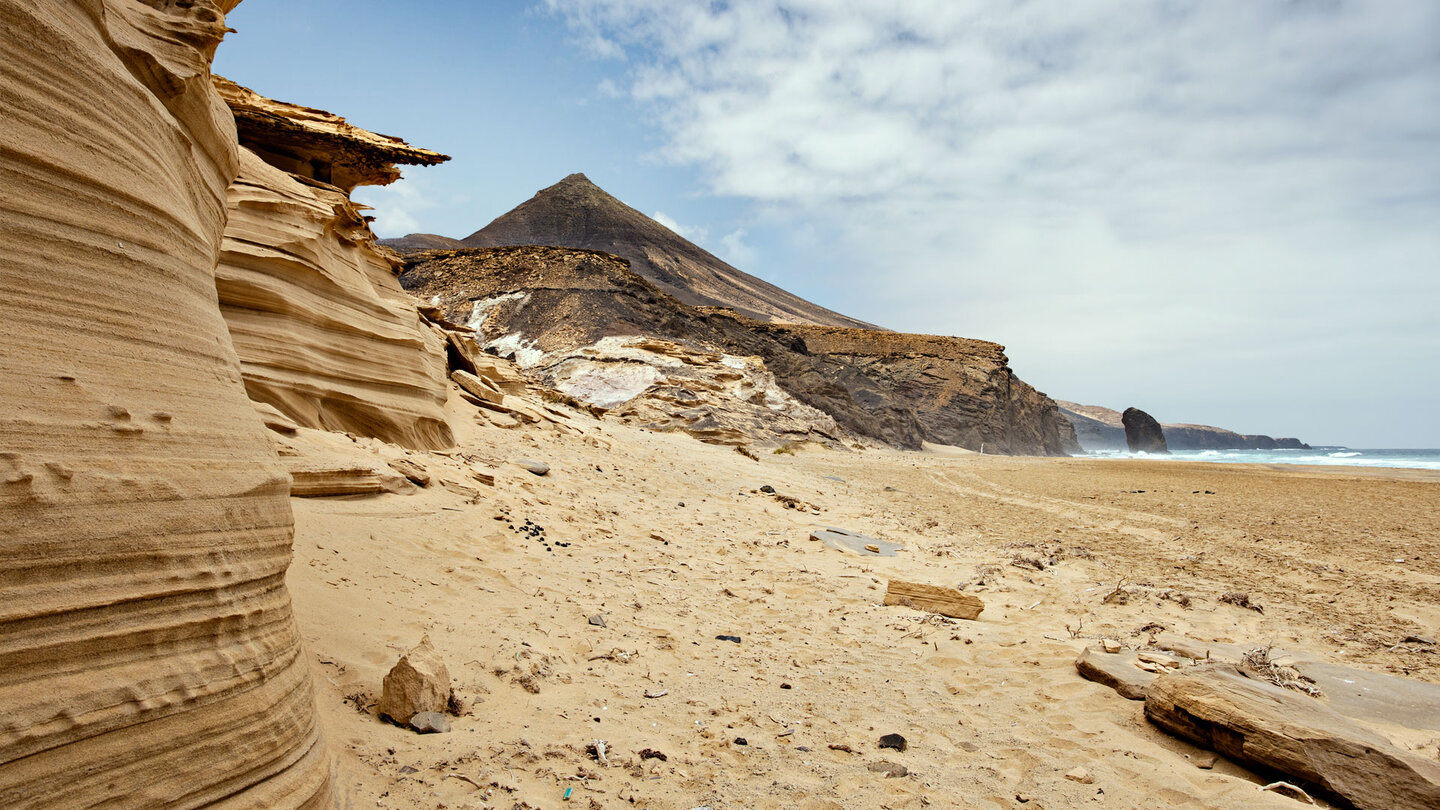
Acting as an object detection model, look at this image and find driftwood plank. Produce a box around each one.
[883,580,983,620]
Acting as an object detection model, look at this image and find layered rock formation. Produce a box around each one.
[388,173,873,328]
[1058,401,1309,453]
[214,78,455,450]
[400,246,1075,454]
[1122,407,1169,454]
[0,1,331,806]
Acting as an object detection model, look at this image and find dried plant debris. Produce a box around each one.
[1220,592,1264,613]
[1241,645,1322,697]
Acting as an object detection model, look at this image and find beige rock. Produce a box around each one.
[214,79,454,452]
[1065,766,1095,784]
[254,401,300,434]
[453,369,507,406]
[387,458,431,486]
[0,2,331,805]
[379,636,453,726]
[883,579,984,620]
[1145,666,1440,810]
[287,461,416,497]
[1075,646,1156,700]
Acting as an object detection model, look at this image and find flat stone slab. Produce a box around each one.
[1076,647,1154,700]
[811,527,901,556]
[1146,666,1440,810]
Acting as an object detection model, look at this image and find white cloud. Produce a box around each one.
[353,177,434,238]
[547,0,1440,445]
[650,210,707,243]
[719,227,754,267]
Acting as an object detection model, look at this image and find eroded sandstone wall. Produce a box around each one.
[218,147,454,450]
[0,1,332,806]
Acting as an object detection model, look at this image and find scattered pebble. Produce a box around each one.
[715,634,741,643]
[588,614,607,628]
[878,733,907,752]
[867,761,908,777]
[408,711,451,734]
[1065,766,1095,784]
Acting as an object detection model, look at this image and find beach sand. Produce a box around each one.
[289,393,1440,809]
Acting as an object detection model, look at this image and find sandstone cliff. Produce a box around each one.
[215,78,455,450]
[390,173,875,329]
[0,1,331,806]
[400,246,1075,454]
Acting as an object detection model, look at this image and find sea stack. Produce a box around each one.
[1122,407,1170,454]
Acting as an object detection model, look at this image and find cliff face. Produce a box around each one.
[401,246,1074,454]
[215,79,455,451]
[0,1,331,807]
[743,326,1080,456]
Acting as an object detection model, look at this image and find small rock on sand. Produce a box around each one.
[588,613,607,628]
[377,636,452,727]
[515,459,549,476]
[1065,766,1095,784]
[878,733,907,752]
[386,458,431,486]
[409,711,450,734]
[867,761,908,777]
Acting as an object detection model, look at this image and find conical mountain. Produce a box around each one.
[456,173,874,328]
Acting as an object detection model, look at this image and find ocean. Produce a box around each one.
[1083,447,1440,471]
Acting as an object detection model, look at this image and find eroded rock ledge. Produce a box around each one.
[215,78,455,451]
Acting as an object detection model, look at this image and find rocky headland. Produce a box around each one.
[1059,401,1310,453]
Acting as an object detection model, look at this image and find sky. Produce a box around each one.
[214,0,1440,448]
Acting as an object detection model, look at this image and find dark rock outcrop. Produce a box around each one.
[383,232,465,252]
[400,246,1075,454]
[1059,401,1308,453]
[1122,407,1169,454]
[391,173,874,328]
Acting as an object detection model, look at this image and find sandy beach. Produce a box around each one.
[289,393,1440,809]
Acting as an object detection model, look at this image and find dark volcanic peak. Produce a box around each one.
[457,173,874,329]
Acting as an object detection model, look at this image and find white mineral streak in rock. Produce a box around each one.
[486,331,546,368]
[551,359,668,408]
[0,1,332,806]
[468,292,529,331]
[523,337,841,444]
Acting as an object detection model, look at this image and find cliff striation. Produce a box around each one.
[0,1,331,807]
[215,78,455,450]
[400,246,1074,454]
